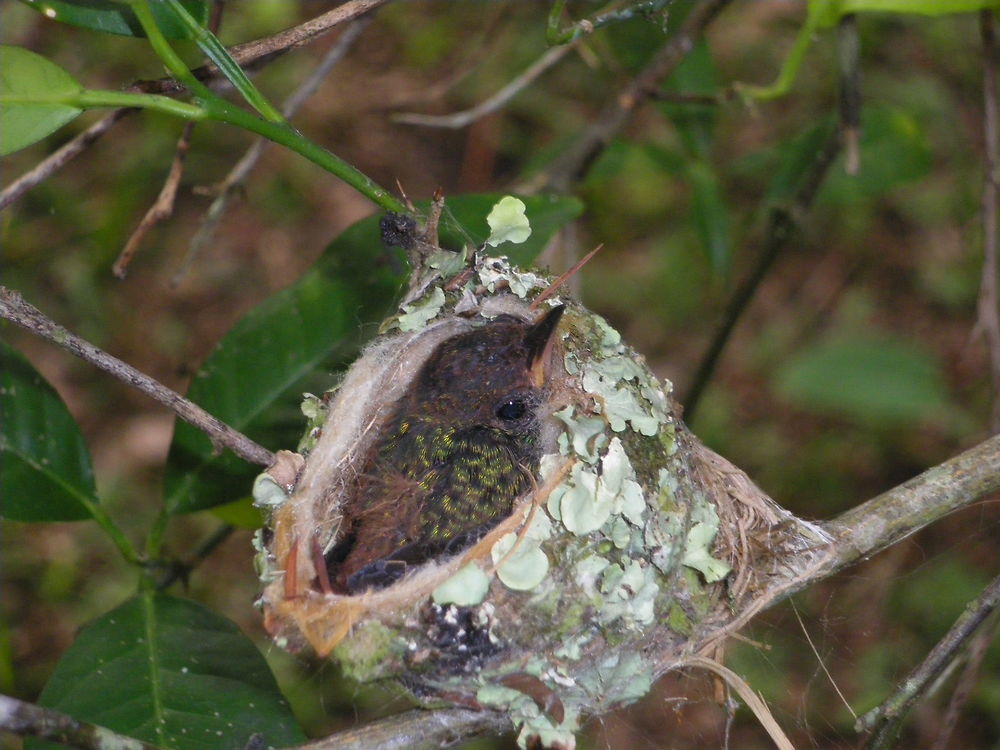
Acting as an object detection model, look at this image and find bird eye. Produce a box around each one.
[496,398,528,421]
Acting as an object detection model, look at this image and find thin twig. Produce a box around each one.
[216,0,391,75]
[113,121,195,278]
[156,523,236,591]
[523,0,733,193]
[0,693,164,750]
[929,611,999,750]
[0,286,273,467]
[683,126,842,420]
[857,572,1000,749]
[0,109,133,211]
[976,9,1000,433]
[173,18,372,285]
[392,42,576,129]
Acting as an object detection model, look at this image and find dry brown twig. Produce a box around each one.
[392,41,579,129]
[0,286,273,467]
[112,122,195,278]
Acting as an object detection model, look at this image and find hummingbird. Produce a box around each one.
[324,304,565,594]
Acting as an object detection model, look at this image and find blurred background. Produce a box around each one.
[1,1,998,748]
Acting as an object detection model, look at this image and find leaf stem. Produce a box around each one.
[0,90,206,120]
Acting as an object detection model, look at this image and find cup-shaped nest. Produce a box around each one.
[253,254,829,748]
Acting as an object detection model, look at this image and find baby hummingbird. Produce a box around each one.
[326,304,565,594]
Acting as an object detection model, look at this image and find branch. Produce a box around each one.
[857,571,1000,750]
[0,109,132,211]
[0,1,395,213]
[683,125,842,420]
[293,707,510,750]
[213,0,393,76]
[0,286,273,467]
[820,433,1000,575]
[392,42,576,129]
[0,693,164,750]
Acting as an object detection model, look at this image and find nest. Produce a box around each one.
[252,249,832,748]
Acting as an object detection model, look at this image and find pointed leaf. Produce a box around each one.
[686,160,731,276]
[17,0,210,39]
[774,333,952,426]
[0,340,96,521]
[164,194,582,514]
[32,594,304,750]
[0,46,82,156]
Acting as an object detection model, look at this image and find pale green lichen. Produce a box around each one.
[251,473,288,510]
[681,498,732,583]
[577,651,654,706]
[427,246,468,277]
[553,406,607,463]
[491,508,553,590]
[398,286,446,332]
[597,559,659,629]
[485,196,532,247]
[432,563,491,606]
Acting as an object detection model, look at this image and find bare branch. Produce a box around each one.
[821,433,1000,575]
[392,42,576,129]
[0,286,273,467]
[857,572,1000,749]
[0,693,164,750]
[293,707,510,750]
[223,0,392,72]
[837,14,861,175]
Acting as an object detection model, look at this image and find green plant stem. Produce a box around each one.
[125,0,405,212]
[0,90,205,120]
[204,97,407,212]
[162,0,285,123]
[86,501,141,566]
[124,0,210,97]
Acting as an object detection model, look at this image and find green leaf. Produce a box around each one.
[765,117,837,204]
[0,340,96,521]
[0,46,82,156]
[32,594,304,750]
[164,194,582,514]
[17,0,210,39]
[685,160,731,276]
[773,333,952,426]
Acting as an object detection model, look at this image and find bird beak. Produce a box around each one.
[525,305,565,388]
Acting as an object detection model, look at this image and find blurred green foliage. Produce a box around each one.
[1,1,998,749]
